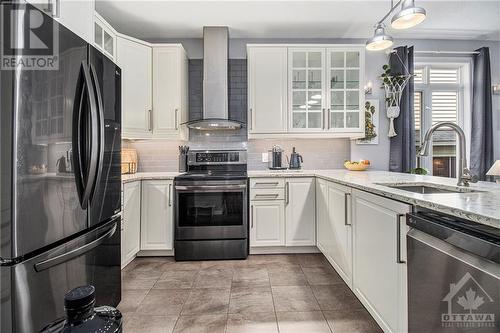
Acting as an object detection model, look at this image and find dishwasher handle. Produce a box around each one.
[407,212,500,265]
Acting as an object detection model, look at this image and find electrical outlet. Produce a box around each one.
[262,153,269,163]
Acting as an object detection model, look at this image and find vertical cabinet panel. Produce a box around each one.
[122,181,141,267]
[315,179,329,252]
[352,190,409,333]
[326,182,352,286]
[285,178,316,246]
[250,201,285,247]
[248,46,288,134]
[117,36,152,138]
[141,180,174,250]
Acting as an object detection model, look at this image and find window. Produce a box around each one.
[414,62,470,178]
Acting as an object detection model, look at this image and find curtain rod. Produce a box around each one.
[414,50,480,55]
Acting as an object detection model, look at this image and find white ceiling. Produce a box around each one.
[96,0,500,41]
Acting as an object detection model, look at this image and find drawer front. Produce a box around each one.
[250,188,285,201]
[250,178,285,189]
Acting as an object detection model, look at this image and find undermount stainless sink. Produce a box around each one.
[376,183,480,194]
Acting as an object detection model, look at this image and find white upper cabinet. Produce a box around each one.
[326,47,364,132]
[27,0,94,43]
[116,36,153,138]
[247,44,365,138]
[247,46,288,134]
[289,49,326,132]
[152,46,189,139]
[94,13,116,60]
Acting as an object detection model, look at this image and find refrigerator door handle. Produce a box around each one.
[88,64,105,203]
[79,63,99,208]
[34,222,117,272]
[73,62,98,209]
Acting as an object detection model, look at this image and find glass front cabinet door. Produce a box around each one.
[289,49,326,131]
[288,46,364,135]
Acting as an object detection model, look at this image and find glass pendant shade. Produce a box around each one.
[391,0,426,29]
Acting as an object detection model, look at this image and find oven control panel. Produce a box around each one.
[188,150,247,165]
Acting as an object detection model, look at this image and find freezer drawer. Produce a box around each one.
[1,217,121,333]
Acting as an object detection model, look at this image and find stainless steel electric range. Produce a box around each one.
[174,150,248,261]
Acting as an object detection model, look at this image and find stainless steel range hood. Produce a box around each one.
[186,27,243,131]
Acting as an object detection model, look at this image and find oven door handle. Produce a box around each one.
[175,185,247,191]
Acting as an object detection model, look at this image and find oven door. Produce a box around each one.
[175,180,248,240]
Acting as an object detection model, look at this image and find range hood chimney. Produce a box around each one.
[186,27,243,130]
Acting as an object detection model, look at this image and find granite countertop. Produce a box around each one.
[248,169,500,229]
[122,172,180,183]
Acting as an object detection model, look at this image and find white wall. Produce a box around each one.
[155,37,500,171]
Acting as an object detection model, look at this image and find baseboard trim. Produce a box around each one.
[250,246,320,254]
[137,250,175,257]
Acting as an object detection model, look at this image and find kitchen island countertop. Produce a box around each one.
[248,169,500,229]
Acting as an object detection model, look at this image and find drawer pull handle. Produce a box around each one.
[344,193,351,226]
[254,194,279,198]
[255,182,279,186]
[396,213,406,264]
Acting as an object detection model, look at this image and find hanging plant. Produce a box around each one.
[380,64,412,137]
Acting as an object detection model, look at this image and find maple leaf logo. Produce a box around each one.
[457,288,485,313]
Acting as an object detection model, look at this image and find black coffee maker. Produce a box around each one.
[289,147,303,170]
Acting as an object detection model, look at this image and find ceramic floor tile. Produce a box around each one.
[154,270,198,289]
[272,286,320,312]
[302,266,344,285]
[200,260,237,270]
[268,269,308,286]
[161,261,202,272]
[122,313,178,333]
[247,254,299,267]
[226,312,279,333]
[232,267,270,288]
[136,289,191,316]
[117,289,149,313]
[193,268,233,289]
[277,311,331,333]
[229,287,275,314]
[295,254,331,268]
[173,314,227,333]
[122,276,158,290]
[181,288,231,315]
[323,309,383,333]
[311,284,364,311]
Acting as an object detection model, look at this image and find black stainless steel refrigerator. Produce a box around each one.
[0,3,122,332]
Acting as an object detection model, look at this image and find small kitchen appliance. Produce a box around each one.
[289,147,303,170]
[268,145,287,170]
[174,150,248,261]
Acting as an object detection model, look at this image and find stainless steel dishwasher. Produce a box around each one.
[407,209,500,333]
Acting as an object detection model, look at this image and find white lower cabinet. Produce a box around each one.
[351,189,410,333]
[140,180,174,251]
[285,178,316,246]
[249,177,315,248]
[122,181,141,267]
[250,200,285,247]
[316,179,352,286]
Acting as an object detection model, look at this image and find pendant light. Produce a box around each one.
[366,23,394,51]
[366,0,426,51]
[391,0,426,29]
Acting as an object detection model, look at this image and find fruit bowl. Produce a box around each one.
[344,161,370,171]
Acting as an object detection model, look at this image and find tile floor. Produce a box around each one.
[119,253,383,333]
